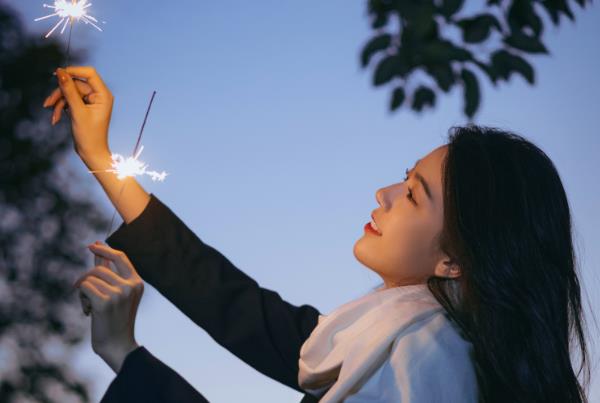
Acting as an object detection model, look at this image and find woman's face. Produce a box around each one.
[353,144,460,288]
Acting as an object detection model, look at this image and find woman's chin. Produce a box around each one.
[353,237,378,272]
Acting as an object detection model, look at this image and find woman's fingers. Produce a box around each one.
[43,87,62,108]
[52,98,66,125]
[79,279,110,312]
[64,66,111,97]
[87,242,136,278]
[44,79,92,109]
[56,68,85,114]
[73,264,125,289]
[86,275,121,296]
[94,242,111,268]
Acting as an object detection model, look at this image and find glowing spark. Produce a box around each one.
[35,0,103,39]
[89,145,168,182]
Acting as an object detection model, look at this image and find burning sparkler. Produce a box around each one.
[88,91,166,185]
[90,145,168,181]
[35,0,103,39]
[91,91,165,239]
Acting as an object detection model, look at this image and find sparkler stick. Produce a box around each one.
[77,92,161,316]
[65,20,73,66]
[87,91,166,239]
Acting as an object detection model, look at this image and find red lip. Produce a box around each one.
[364,222,382,236]
[370,212,382,234]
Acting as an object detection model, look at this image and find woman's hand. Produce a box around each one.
[43,66,114,164]
[73,240,144,373]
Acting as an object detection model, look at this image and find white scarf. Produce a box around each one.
[297,283,476,402]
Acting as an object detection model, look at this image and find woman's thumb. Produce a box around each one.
[56,68,84,112]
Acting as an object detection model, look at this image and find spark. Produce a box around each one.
[35,0,103,39]
[89,145,168,182]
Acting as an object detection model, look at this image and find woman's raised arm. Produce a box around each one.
[46,66,322,396]
[44,66,151,225]
[104,193,322,394]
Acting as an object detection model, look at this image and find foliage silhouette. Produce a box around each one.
[0,4,111,402]
[361,0,592,119]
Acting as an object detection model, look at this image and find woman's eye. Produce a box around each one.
[403,168,416,204]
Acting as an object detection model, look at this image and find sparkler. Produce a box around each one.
[35,0,104,65]
[100,146,168,182]
[78,91,164,315]
[35,0,102,39]
[87,91,166,238]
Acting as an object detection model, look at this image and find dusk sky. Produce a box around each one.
[10,1,600,401]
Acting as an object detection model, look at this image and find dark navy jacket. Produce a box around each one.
[99,193,321,402]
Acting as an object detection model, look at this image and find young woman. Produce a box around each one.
[44,66,593,403]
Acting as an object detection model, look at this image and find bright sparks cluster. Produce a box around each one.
[92,146,168,182]
[35,0,102,38]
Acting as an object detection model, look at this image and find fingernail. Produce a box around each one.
[56,68,67,83]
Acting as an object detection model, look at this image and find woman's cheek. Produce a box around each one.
[382,218,431,280]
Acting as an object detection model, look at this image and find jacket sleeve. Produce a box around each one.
[100,345,210,403]
[103,193,321,393]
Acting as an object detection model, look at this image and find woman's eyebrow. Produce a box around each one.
[411,159,433,203]
[413,171,433,203]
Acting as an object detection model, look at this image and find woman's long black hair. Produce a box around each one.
[423,124,596,402]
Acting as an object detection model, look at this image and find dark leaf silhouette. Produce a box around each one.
[491,49,535,84]
[437,0,465,19]
[460,68,480,119]
[472,59,498,85]
[411,86,436,112]
[361,0,590,119]
[503,31,549,54]
[361,33,392,67]
[373,52,411,86]
[539,0,575,24]
[421,39,472,64]
[425,63,455,92]
[390,86,406,111]
[456,13,502,43]
[507,0,543,36]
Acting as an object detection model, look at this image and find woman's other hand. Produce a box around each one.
[43,66,113,164]
[73,240,144,373]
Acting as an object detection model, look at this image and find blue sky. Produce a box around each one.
[12,1,600,401]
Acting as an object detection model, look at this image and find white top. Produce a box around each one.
[297,283,478,402]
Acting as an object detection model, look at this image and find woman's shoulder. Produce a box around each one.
[393,309,474,365]
[387,310,478,398]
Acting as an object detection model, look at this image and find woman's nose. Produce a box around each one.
[376,183,403,209]
[375,188,384,207]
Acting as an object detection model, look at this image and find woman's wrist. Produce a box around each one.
[96,340,140,374]
[80,149,113,171]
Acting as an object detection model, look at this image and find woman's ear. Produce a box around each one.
[445,262,461,279]
[434,258,461,279]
